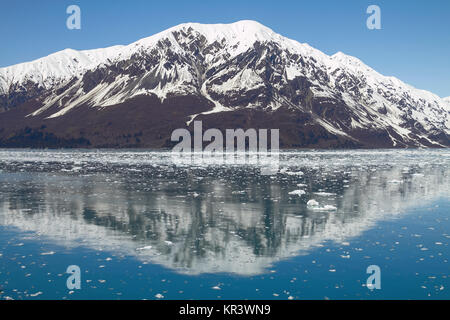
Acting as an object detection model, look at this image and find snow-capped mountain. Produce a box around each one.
[0,20,448,148]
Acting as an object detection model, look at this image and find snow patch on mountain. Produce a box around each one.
[0,46,124,94]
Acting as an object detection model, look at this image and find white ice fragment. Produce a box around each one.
[322,205,337,211]
[313,192,336,196]
[285,171,304,176]
[307,199,319,207]
[136,246,152,251]
[30,292,43,297]
[40,251,55,255]
[288,190,306,196]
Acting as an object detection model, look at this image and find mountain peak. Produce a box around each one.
[331,51,376,73]
[171,20,275,36]
[175,19,269,30]
[132,20,279,51]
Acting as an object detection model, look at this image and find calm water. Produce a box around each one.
[0,149,448,300]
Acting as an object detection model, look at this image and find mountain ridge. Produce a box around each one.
[0,20,448,148]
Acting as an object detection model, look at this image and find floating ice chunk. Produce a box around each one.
[307,200,337,211]
[212,285,221,290]
[313,192,336,196]
[288,190,305,196]
[30,292,43,297]
[312,205,337,211]
[164,241,173,245]
[155,293,164,299]
[40,251,55,255]
[136,246,152,251]
[307,199,319,207]
[286,171,303,176]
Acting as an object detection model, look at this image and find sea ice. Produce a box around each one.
[307,199,319,207]
[288,190,306,196]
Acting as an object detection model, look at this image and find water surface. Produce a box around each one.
[0,149,448,299]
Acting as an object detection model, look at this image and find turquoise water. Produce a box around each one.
[0,149,448,300]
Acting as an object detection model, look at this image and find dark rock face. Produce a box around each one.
[0,22,448,148]
[0,95,215,148]
[0,92,443,149]
[0,82,46,112]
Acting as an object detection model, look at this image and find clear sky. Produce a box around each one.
[0,0,449,97]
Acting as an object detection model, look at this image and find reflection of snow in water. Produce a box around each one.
[0,150,448,275]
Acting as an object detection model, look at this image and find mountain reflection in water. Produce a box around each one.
[0,149,448,275]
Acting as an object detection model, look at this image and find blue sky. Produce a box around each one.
[0,0,449,97]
